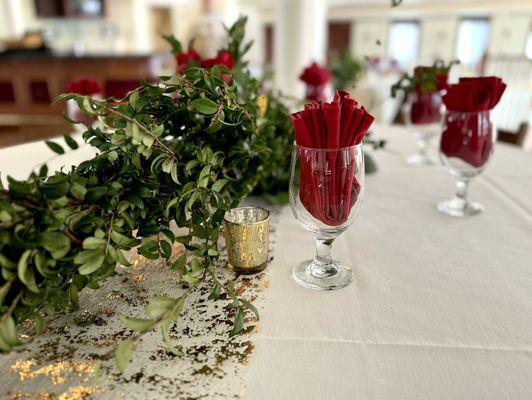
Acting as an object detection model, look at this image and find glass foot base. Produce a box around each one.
[437,198,483,217]
[406,153,434,167]
[292,259,354,291]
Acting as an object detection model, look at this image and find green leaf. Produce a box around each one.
[45,141,65,155]
[82,236,107,250]
[0,279,13,305]
[161,319,182,356]
[160,240,172,260]
[170,255,186,272]
[239,299,259,320]
[17,250,39,293]
[75,250,105,275]
[211,179,228,192]
[120,316,157,332]
[190,98,218,115]
[0,315,20,346]
[229,307,244,337]
[39,231,71,259]
[70,182,87,200]
[115,338,135,373]
[138,240,159,260]
[63,134,79,150]
[146,296,178,319]
[208,281,221,300]
[129,91,139,111]
[162,34,182,55]
[111,231,139,248]
[85,186,107,203]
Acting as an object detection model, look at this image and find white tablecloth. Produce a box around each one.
[1,126,531,399]
[244,125,532,400]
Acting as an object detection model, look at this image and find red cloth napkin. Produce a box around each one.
[299,62,331,86]
[291,91,374,226]
[442,76,506,112]
[66,77,102,96]
[440,76,506,167]
[410,92,442,124]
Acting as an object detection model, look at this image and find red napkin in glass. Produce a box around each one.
[440,76,506,167]
[300,62,332,102]
[291,91,374,226]
[442,76,506,112]
[299,62,331,86]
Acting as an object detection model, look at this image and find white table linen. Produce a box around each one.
[244,125,532,400]
[1,126,531,399]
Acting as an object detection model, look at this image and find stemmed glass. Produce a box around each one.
[437,110,496,217]
[403,91,443,166]
[289,144,364,290]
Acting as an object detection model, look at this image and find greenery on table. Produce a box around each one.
[330,49,364,91]
[390,60,459,98]
[0,17,293,372]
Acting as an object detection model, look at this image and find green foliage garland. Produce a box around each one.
[0,17,293,372]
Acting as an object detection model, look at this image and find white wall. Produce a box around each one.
[490,15,530,56]
[419,17,458,62]
[351,20,388,58]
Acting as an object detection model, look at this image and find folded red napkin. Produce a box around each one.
[442,76,506,112]
[410,92,442,124]
[440,76,506,167]
[291,91,374,226]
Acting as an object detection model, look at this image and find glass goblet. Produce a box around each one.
[289,144,364,290]
[403,91,443,166]
[437,109,496,217]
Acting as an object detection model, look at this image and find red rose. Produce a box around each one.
[66,77,102,96]
[201,51,234,69]
[176,49,200,73]
[299,62,331,86]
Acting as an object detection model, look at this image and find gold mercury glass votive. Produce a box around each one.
[223,207,270,274]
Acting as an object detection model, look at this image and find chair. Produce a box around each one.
[497,123,529,147]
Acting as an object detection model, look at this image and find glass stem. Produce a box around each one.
[417,138,428,158]
[454,178,470,205]
[309,237,337,278]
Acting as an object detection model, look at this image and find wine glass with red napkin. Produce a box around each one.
[299,62,333,103]
[289,90,374,290]
[403,66,446,166]
[437,76,506,217]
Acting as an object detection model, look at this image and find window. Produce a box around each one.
[387,21,420,67]
[456,18,490,64]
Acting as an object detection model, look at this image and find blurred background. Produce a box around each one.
[0,0,531,149]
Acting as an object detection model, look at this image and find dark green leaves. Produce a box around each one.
[39,231,71,259]
[45,140,65,155]
[190,98,218,115]
[63,134,79,150]
[40,173,70,199]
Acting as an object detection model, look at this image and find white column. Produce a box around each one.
[274,0,327,99]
